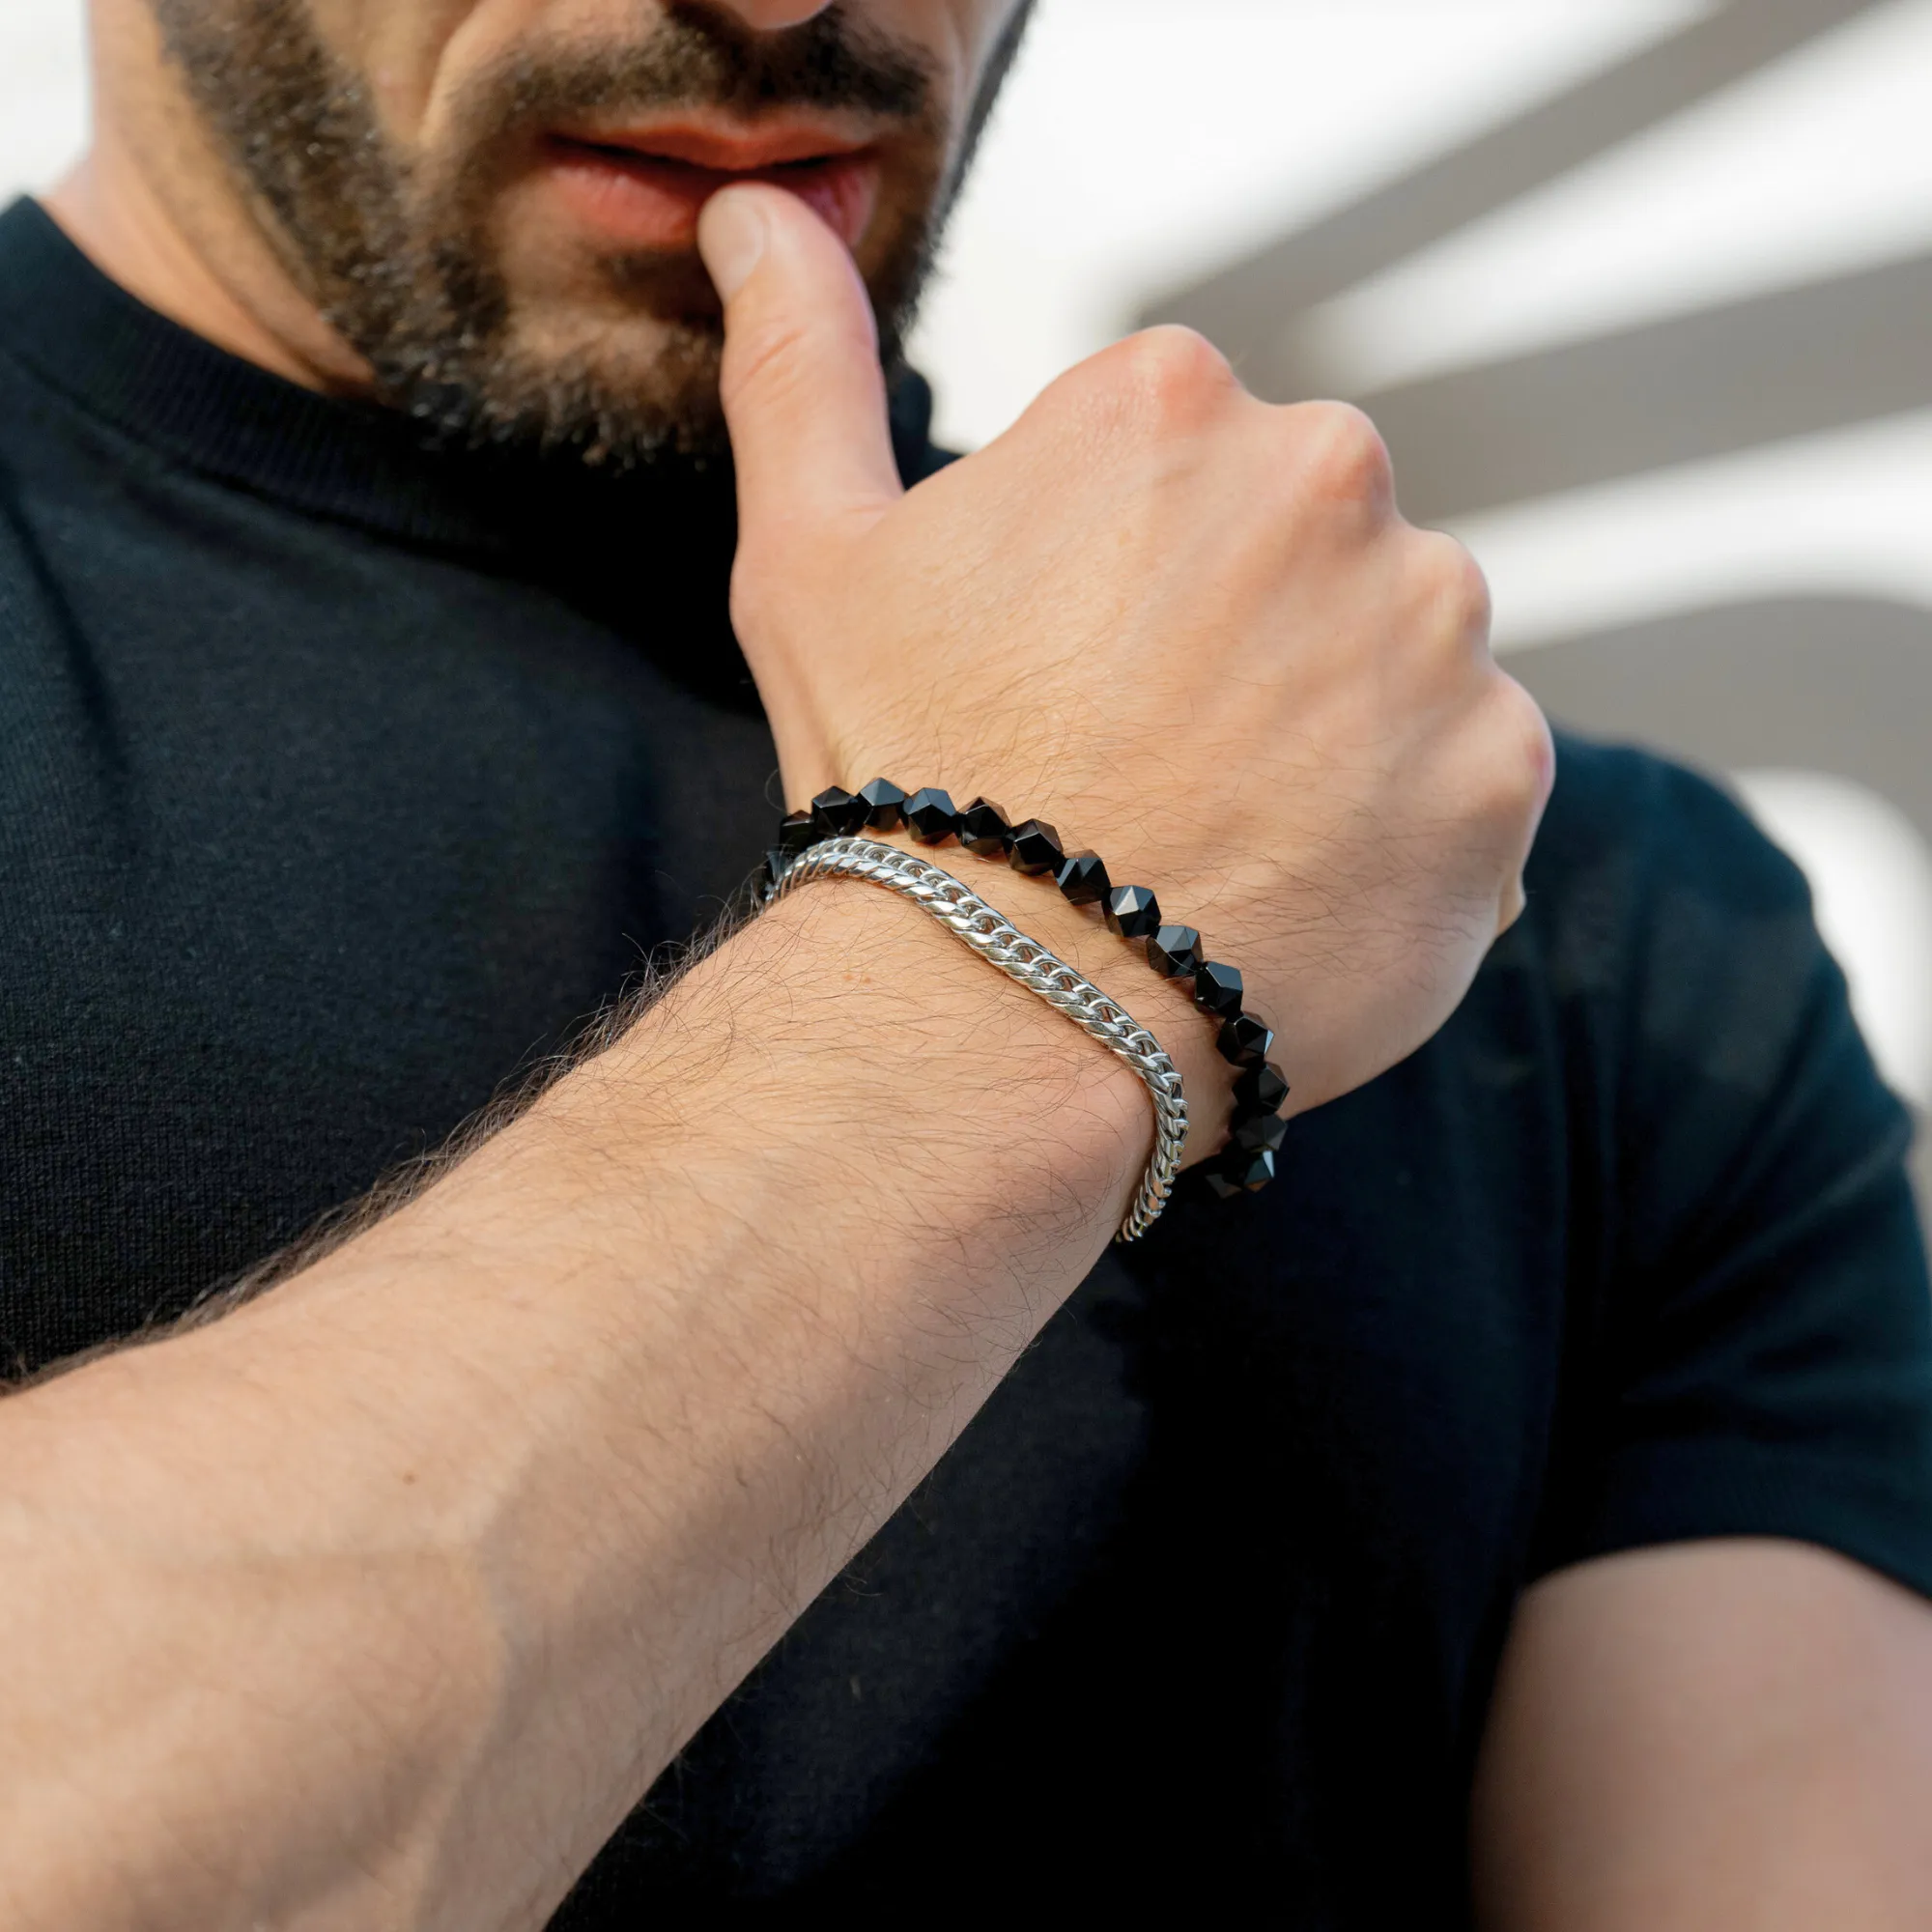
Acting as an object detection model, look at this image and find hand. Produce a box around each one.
[697,185,1553,1123]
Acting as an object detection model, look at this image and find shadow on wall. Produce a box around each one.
[1144,0,1932,1211]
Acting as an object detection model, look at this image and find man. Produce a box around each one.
[0,0,1927,1922]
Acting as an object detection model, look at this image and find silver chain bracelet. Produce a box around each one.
[761,837,1187,1242]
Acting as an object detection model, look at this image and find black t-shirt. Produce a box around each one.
[4,196,1931,1922]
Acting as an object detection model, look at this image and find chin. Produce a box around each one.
[366,294,727,465]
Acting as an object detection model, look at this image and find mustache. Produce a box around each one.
[470,1,940,134]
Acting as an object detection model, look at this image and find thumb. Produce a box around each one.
[697,183,904,553]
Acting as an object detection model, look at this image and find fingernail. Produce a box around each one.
[698,189,768,300]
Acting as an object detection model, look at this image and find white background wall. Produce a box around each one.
[5,0,1930,1109]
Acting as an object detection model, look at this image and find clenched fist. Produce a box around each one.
[699,185,1552,1135]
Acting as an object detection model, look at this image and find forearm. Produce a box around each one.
[0,875,1152,1929]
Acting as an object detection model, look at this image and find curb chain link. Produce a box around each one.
[762,837,1186,1241]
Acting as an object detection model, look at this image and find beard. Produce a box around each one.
[150,0,1032,465]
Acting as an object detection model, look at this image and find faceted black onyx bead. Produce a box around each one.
[1008,818,1065,876]
[958,797,1013,857]
[1056,850,1111,906]
[778,809,818,856]
[903,787,960,843]
[1215,1147,1278,1196]
[1233,1060,1291,1117]
[1232,1111,1289,1155]
[1217,1012,1275,1068]
[810,785,868,838]
[1104,885,1162,940]
[1147,923,1203,980]
[856,778,908,830]
[1193,960,1245,1019]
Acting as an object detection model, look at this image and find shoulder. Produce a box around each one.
[1500,727,1921,1309]
[1529,729,1808,926]
[1516,751,1932,1606]
[1517,731,1827,1050]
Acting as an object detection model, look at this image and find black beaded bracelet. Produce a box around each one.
[763,780,1288,1200]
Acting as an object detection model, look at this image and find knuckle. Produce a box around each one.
[727,540,797,642]
[1474,672,1556,826]
[726,557,775,643]
[1285,401,1394,509]
[1107,325,1238,432]
[1412,530,1492,641]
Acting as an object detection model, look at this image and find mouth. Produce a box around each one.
[538,118,884,254]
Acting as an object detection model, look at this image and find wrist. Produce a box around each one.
[856,825,1235,1163]
[609,863,1160,1233]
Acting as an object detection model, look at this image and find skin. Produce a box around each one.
[1475,1542,1932,1932]
[6,0,1926,1924]
[50,0,1008,415]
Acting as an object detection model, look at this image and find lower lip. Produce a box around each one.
[539,138,882,253]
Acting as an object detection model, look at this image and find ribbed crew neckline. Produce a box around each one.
[0,196,940,557]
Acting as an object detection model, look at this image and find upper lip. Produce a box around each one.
[549,118,875,172]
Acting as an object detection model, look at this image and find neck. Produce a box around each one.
[45,2,375,398]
